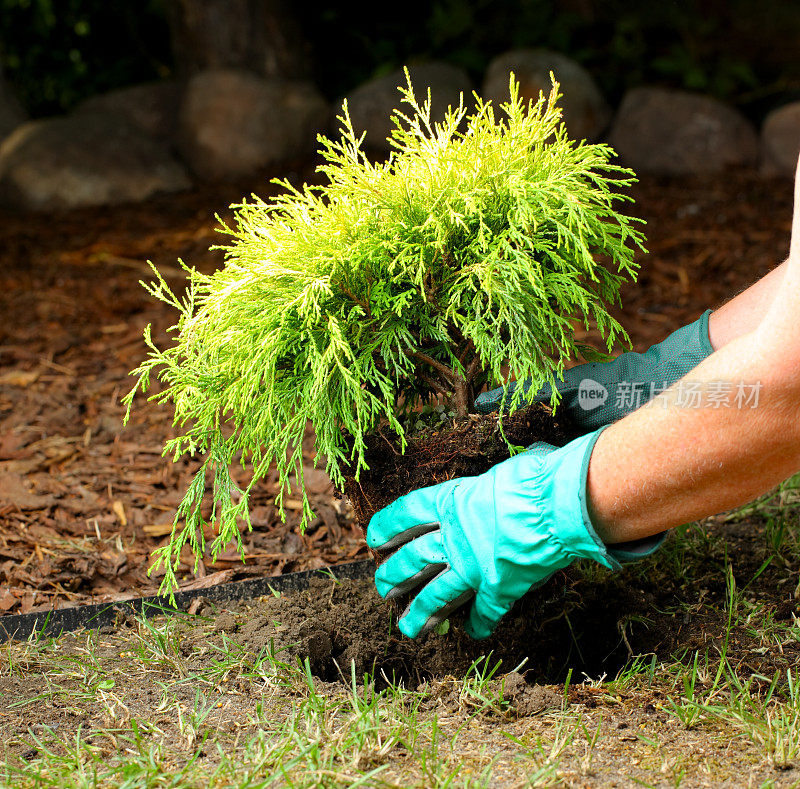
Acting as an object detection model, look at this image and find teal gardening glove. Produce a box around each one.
[475,310,714,430]
[367,428,664,639]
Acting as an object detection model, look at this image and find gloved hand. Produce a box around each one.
[367,428,665,639]
[475,310,714,431]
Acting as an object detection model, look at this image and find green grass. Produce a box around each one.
[2,613,513,788]
[0,606,787,788]
[5,484,800,786]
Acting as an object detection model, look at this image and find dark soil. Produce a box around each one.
[342,401,573,538]
[200,551,669,687]
[207,574,629,686]
[191,511,800,689]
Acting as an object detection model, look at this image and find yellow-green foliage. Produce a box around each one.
[124,73,644,593]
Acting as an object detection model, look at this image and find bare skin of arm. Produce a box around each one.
[588,158,800,544]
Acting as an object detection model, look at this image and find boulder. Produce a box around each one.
[760,102,800,177]
[340,62,472,152]
[76,80,183,140]
[0,73,26,142]
[177,69,328,180]
[0,111,191,210]
[482,49,610,141]
[608,88,758,175]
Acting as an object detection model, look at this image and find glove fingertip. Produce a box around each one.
[475,382,519,414]
[397,615,421,640]
[372,571,392,599]
[366,501,407,549]
[464,618,494,640]
[365,510,388,549]
[464,607,498,640]
[465,593,513,640]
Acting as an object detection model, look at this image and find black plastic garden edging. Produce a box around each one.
[0,559,375,643]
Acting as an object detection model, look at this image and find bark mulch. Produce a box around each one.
[0,166,793,617]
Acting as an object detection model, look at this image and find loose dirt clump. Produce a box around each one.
[502,671,562,716]
[342,401,573,537]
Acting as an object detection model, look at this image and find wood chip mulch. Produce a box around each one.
[0,166,793,616]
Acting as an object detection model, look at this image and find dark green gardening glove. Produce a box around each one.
[475,310,714,431]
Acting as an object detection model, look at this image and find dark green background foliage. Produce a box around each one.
[0,0,798,118]
[307,0,800,115]
[0,0,171,116]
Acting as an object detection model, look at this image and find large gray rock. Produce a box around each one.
[482,49,610,142]
[0,73,26,142]
[341,63,472,152]
[0,112,191,210]
[760,102,800,177]
[76,80,183,140]
[177,69,328,180]
[608,88,758,175]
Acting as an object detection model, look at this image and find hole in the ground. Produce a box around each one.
[218,572,674,687]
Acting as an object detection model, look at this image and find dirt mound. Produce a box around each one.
[204,569,667,686]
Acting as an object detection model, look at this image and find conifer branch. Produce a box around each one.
[126,71,645,595]
[409,351,459,384]
[416,372,450,398]
[458,338,475,367]
[464,353,483,384]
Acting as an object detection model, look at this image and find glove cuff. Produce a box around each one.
[607,531,668,562]
[694,309,714,358]
[576,427,623,571]
[545,427,622,572]
[554,427,667,566]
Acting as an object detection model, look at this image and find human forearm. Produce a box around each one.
[707,258,789,349]
[589,154,800,544]
[587,328,800,543]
